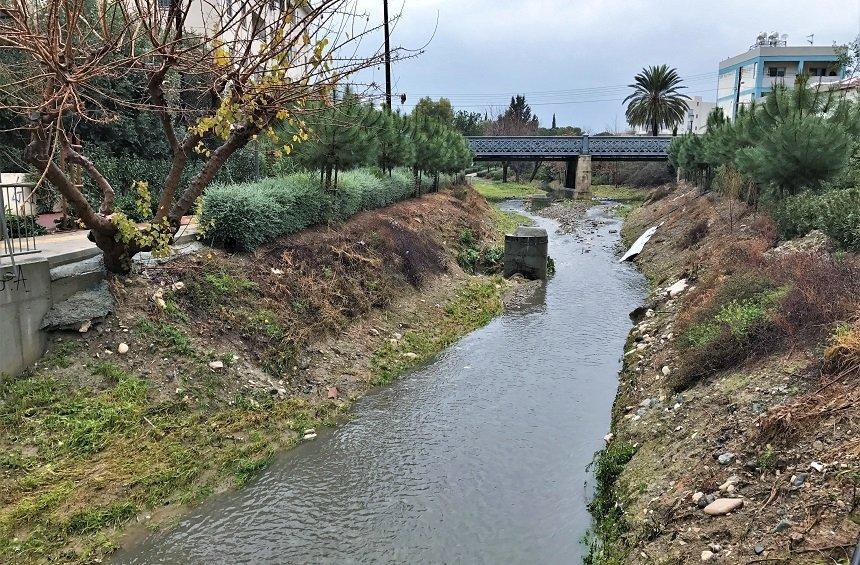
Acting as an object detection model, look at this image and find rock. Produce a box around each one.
[402,352,419,360]
[79,320,92,333]
[327,386,339,399]
[303,433,317,440]
[208,360,224,371]
[790,532,805,543]
[645,309,656,318]
[719,475,741,491]
[154,297,167,310]
[703,498,744,516]
[368,327,380,336]
[791,472,807,487]
[49,255,105,281]
[701,550,715,561]
[810,461,825,473]
[392,332,403,340]
[692,491,705,504]
[709,543,722,553]
[697,493,716,509]
[270,268,284,275]
[117,342,129,355]
[661,365,671,376]
[766,230,832,258]
[667,278,689,298]
[41,281,115,331]
[754,545,765,555]
[812,440,823,451]
[603,433,614,444]
[303,428,316,435]
[773,519,791,533]
[717,452,735,465]
[170,281,185,292]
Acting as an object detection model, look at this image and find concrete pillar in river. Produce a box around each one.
[574,154,592,197]
[504,226,549,280]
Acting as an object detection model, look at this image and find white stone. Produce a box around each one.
[170,281,185,291]
[392,332,403,340]
[701,550,715,561]
[810,461,825,472]
[692,492,704,503]
[661,365,671,376]
[645,309,655,318]
[402,352,419,360]
[703,498,744,516]
[668,278,689,298]
[303,433,317,440]
[208,360,224,371]
[117,342,129,355]
[603,433,614,444]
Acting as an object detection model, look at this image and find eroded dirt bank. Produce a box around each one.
[588,184,860,564]
[0,188,527,563]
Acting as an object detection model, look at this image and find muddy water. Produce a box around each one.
[114,202,646,564]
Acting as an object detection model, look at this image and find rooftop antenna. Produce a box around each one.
[806,33,814,45]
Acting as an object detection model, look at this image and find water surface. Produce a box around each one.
[114,201,645,564]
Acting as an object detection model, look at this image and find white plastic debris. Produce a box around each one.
[619,223,663,262]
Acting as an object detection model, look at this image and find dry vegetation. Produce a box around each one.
[590,183,860,564]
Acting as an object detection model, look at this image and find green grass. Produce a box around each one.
[592,184,649,204]
[490,206,533,243]
[471,178,542,202]
[370,278,505,385]
[0,352,347,563]
[584,441,638,565]
[136,319,194,355]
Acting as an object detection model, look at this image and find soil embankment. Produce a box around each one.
[0,188,525,563]
[589,184,860,564]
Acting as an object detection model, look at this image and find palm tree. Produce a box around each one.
[624,65,690,136]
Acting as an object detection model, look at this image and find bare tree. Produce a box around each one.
[0,0,397,272]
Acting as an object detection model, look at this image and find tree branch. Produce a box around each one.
[63,142,116,215]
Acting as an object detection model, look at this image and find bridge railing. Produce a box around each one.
[466,135,673,158]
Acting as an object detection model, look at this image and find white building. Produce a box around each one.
[717,34,843,119]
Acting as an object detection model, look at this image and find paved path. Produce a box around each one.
[30,217,198,267]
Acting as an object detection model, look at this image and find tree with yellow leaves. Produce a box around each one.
[0,0,398,272]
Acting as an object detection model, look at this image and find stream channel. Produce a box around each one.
[114,200,647,564]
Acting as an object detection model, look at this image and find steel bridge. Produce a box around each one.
[466,135,673,193]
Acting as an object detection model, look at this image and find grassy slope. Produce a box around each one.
[0,189,511,563]
[470,178,543,203]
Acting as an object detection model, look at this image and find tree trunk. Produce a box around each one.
[433,172,439,192]
[652,121,658,136]
[413,165,420,197]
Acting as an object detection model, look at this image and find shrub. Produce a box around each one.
[674,254,860,390]
[771,187,860,251]
[200,168,421,252]
[4,212,47,238]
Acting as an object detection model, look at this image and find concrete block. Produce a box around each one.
[504,226,549,280]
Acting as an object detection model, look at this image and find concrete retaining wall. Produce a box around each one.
[0,257,52,378]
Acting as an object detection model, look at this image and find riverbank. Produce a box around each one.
[588,183,860,564]
[0,188,530,563]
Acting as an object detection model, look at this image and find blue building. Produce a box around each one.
[717,37,843,119]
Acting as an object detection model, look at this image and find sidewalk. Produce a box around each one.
[30,217,198,267]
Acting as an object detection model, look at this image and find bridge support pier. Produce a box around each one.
[502,161,509,183]
[574,155,592,197]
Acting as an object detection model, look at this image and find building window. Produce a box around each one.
[768,67,785,78]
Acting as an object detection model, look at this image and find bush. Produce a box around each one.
[4,212,47,238]
[673,254,860,390]
[200,168,420,252]
[771,187,860,251]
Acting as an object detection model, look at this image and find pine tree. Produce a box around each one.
[294,88,380,190]
[551,114,557,130]
[377,110,414,175]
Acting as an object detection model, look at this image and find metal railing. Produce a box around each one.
[1,183,40,270]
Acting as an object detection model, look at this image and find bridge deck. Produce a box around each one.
[467,135,672,161]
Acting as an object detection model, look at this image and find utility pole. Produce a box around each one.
[733,66,743,120]
[383,0,392,111]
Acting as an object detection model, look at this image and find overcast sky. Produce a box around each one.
[353,0,860,131]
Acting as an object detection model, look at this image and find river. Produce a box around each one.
[113,201,646,564]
